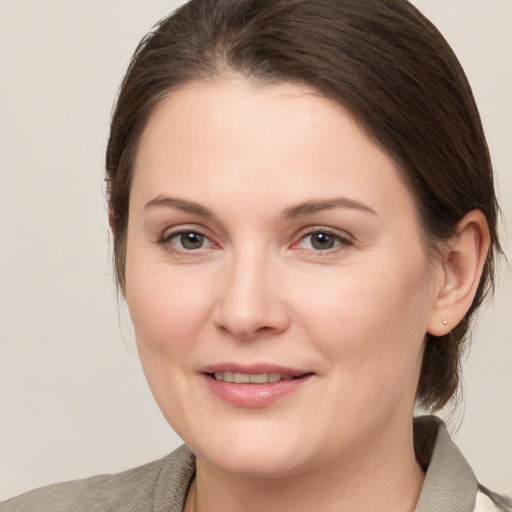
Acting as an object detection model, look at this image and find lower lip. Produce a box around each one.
[202,374,313,408]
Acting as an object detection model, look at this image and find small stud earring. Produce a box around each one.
[442,320,448,326]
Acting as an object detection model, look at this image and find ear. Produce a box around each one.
[427,210,490,336]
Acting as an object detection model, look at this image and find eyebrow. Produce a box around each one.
[143,195,377,220]
[144,196,214,218]
[282,197,377,220]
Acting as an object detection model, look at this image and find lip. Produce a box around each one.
[200,363,314,408]
[201,363,309,376]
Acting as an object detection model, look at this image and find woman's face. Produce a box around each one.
[125,77,443,477]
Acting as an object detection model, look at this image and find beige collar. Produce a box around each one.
[414,415,478,512]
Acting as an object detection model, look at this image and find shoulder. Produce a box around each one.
[0,445,195,512]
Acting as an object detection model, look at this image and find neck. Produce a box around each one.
[184,419,425,512]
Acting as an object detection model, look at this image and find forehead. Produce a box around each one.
[135,76,364,167]
[131,77,416,220]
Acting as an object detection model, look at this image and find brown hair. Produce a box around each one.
[106,0,501,412]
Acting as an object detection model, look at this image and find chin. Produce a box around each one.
[184,423,319,478]
[201,445,311,479]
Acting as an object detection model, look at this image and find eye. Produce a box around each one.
[296,229,352,252]
[161,229,214,252]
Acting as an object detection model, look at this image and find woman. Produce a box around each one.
[2,0,510,510]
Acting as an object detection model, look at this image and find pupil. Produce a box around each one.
[181,232,204,250]
[312,232,334,250]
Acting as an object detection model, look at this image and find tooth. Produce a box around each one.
[249,373,270,383]
[234,372,250,383]
[213,371,298,383]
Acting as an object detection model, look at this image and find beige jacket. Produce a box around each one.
[1,416,510,511]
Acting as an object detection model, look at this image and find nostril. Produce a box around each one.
[255,325,273,333]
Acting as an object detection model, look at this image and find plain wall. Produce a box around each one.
[0,0,510,500]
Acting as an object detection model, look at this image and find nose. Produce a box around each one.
[212,251,290,340]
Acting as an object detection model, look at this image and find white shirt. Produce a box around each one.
[474,491,498,511]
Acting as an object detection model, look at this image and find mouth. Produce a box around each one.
[208,371,302,384]
[201,365,314,407]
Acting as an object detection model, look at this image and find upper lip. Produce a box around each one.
[200,363,312,377]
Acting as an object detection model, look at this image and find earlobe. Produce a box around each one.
[427,210,490,336]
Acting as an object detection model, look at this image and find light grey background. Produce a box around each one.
[0,0,510,500]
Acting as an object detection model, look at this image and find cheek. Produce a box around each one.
[293,262,431,424]
[292,253,432,369]
[125,256,215,359]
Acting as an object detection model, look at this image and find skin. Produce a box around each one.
[124,77,489,512]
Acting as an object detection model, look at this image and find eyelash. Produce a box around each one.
[158,228,215,254]
[157,227,353,255]
[293,228,353,253]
